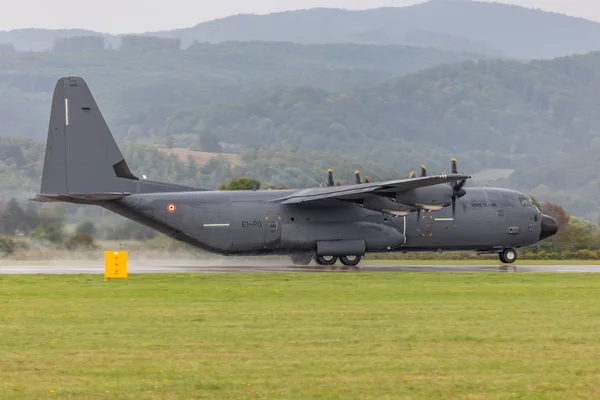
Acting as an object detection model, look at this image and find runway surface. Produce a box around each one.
[1,262,600,274]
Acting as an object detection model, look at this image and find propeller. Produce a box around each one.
[450,158,468,220]
[326,168,369,187]
[417,166,426,230]
[409,159,467,228]
[324,160,468,228]
[409,165,426,230]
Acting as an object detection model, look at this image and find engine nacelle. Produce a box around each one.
[395,185,454,211]
[361,196,414,216]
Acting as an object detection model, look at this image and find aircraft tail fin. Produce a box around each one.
[38,77,138,200]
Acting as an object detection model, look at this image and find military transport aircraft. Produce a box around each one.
[32,77,558,267]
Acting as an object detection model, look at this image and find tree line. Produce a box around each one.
[4,50,600,218]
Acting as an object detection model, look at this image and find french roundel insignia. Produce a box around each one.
[167,203,177,213]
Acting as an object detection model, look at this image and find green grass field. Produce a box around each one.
[1,273,600,399]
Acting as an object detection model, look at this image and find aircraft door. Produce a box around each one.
[231,201,268,251]
[504,196,540,246]
[405,212,444,238]
[265,205,282,250]
[405,212,427,239]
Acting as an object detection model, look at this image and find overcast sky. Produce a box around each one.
[1,0,599,33]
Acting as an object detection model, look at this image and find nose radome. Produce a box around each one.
[540,214,559,241]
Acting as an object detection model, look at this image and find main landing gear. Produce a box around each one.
[316,255,337,266]
[316,255,362,268]
[499,248,518,264]
[288,253,363,268]
[339,255,361,267]
[290,253,313,266]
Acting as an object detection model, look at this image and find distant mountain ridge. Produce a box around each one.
[0,41,482,140]
[137,1,600,59]
[0,29,120,52]
[3,1,600,58]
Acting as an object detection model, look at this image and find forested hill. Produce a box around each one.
[3,40,600,218]
[163,52,600,172]
[147,1,600,59]
[505,142,600,220]
[0,135,399,201]
[0,42,483,141]
[4,49,600,217]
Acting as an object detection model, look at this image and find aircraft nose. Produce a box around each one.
[540,214,559,241]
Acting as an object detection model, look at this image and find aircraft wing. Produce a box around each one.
[274,174,470,204]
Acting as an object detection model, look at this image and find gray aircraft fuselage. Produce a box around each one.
[35,76,559,264]
[99,184,549,256]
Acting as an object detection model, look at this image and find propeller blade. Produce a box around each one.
[456,178,467,190]
[327,169,334,187]
[365,176,371,183]
[451,158,458,174]
[421,165,427,177]
[452,198,456,220]
[450,161,467,221]
[449,158,467,202]
[355,170,361,184]
[409,170,416,179]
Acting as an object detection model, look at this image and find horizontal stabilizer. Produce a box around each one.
[30,193,130,203]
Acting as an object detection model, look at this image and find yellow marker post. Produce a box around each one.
[104,251,128,281]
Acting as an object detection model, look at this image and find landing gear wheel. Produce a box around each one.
[499,248,517,264]
[340,255,362,267]
[290,253,313,266]
[316,255,338,266]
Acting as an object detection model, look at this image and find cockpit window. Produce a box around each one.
[519,196,534,207]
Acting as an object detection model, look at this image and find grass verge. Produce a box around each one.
[1,273,599,399]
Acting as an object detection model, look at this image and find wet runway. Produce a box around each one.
[1,262,600,274]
